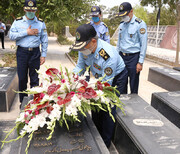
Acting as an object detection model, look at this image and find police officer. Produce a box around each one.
[0,19,6,49]
[116,2,147,94]
[9,0,48,105]
[88,6,110,43]
[71,24,128,148]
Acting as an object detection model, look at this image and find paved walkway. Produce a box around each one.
[0,36,174,121]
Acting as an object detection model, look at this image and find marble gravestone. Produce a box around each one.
[173,67,180,72]
[113,94,180,154]
[8,97,109,154]
[152,91,180,128]
[0,67,18,112]
[0,121,16,154]
[148,67,180,91]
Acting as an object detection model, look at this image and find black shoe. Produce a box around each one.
[2,47,5,49]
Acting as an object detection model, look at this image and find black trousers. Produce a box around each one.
[0,32,4,48]
[16,46,40,103]
[120,52,140,94]
[92,68,128,148]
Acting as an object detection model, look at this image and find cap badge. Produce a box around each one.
[120,5,124,11]
[92,7,96,11]
[28,1,34,7]
[76,32,81,40]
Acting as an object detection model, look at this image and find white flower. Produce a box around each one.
[71,95,81,107]
[16,112,25,123]
[88,78,98,88]
[79,75,86,80]
[41,94,54,102]
[49,109,61,120]
[65,105,78,116]
[23,124,33,133]
[27,87,44,93]
[84,70,89,77]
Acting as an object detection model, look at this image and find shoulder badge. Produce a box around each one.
[99,48,110,61]
[38,18,43,22]
[140,28,146,34]
[16,17,23,21]
[135,18,142,23]
[86,21,90,24]
[103,23,108,28]
[104,67,113,76]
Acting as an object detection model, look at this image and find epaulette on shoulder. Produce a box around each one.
[16,17,23,21]
[135,18,142,23]
[38,18,43,22]
[103,23,108,28]
[86,21,91,24]
[99,48,110,61]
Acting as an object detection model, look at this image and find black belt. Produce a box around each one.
[120,52,140,56]
[18,46,39,51]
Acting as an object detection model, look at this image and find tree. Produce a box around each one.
[133,5,149,24]
[141,0,179,12]
[147,6,176,25]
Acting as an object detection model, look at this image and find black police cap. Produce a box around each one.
[24,0,37,11]
[90,6,101,16]
[117,2,132,17]
[70,24,97,51]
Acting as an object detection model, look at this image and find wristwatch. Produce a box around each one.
[138,62,143,65]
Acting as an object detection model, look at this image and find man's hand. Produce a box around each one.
[27,25,38,36]
[40,57,45,65]
[0,27,4,30]
[136,63,143,73]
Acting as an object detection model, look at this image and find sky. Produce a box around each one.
[96,0,154,13]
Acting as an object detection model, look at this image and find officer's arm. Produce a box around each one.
[103,27,110,43]
[73,52,86,76]
[40,22,48,57]
[9,21,28,41]
[138,22,148,64]
[3,23,6,30]
[116,26,121,53]
[102,56,124,86]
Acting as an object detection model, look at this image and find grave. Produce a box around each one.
[0,67,18,112]
[4,97,109,154]
[148,67,180,91]
[0,121,16,154]
[151,91,180,128]
[113,94,180,154]
[173,67,180,72]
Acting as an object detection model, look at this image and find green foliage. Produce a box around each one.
[105,6,121,37]
[57,35,73,45]
[133,5,149,24]
[69,50,78,63]
[141,0,179,12]
[146,6,176,25]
